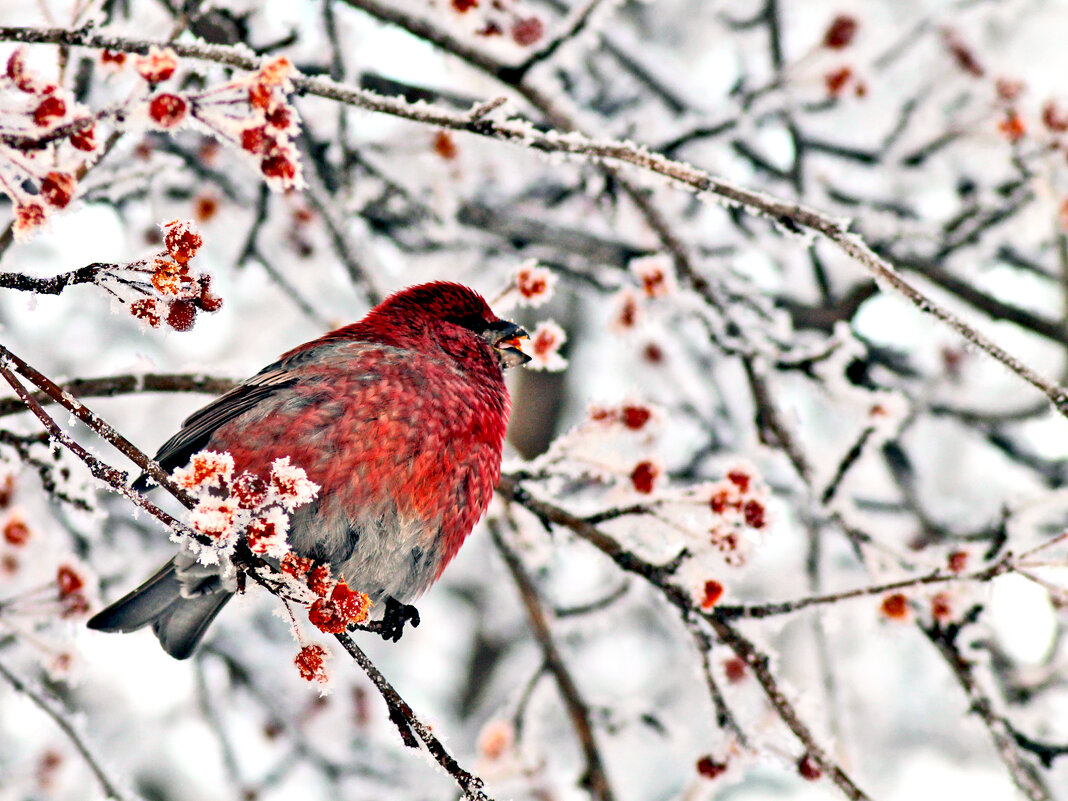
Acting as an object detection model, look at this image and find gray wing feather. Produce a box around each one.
[133,367,296,490]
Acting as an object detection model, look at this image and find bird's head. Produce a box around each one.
[360,282,531,371]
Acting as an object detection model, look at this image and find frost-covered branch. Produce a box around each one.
[4,25,1063,422]
[496,473,873,801]
[0,659,135,801]
[0,373,239,419]
[331,631,493,801]
[922,621,1053,801]
[489,519,616,801]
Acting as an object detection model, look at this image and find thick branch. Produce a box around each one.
[0,262,107,295]
[0,372,238,418]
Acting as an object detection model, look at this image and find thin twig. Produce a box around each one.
[3,26,1062,418]
[489,519,616,801]
[496,474,873,801]
[331,631,492,801]
[0,262,107,294]
[0,358,191,535]
[0,343,196,506]
[921,622,1051,801]
[0,659,136,801]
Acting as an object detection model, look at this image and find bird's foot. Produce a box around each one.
[364,597,420,642]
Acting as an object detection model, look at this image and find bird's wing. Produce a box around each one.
[133,364,297,490]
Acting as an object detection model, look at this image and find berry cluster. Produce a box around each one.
[109,220,222,332]
[1,49,98,239]
[445,0,545,47]
[177,451,319,566]
[138,53,304,191]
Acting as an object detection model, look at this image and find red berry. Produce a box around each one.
[880,593,909,620]
[136,48,178,83]
[726,470,751,492]
[248,82,272,111]
[294,644,328,682]
[40,172,75,209]
[69,121,97,151]
[3,518,30,546]
[947,550,969,573]
[696,755,728,779]
[823,15,857,49]
[57,565,84,596]
[261,153,297,182]
[163,221,202,265]
[998,111,1026,143]
[129,298,162,327]
[265,105,292,130]
[240,126,271,154]
[825,67,852,97]
[14,202,46,233]
[798,754,822,780]
[630,461,659,494]
[148,93,188,128]
[723,657,746,683]
[621,405,651,430]
[195,275,224,312]
[33,95,66,127]
[166,299,197,331]
[433,130,458,160]
[511,16,544,46]
[743,499,766,529]
[701,580,724,609]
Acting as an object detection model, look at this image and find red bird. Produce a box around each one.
[88,282,529,658]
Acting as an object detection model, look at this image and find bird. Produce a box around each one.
[88,282,530,659]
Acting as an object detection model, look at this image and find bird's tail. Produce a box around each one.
[87,558,232,660]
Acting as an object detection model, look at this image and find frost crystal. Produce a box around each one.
[269,457,320,511]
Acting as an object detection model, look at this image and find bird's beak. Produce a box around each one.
[482,320,531,369]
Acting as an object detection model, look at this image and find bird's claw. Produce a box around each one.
[375,597,420,642]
